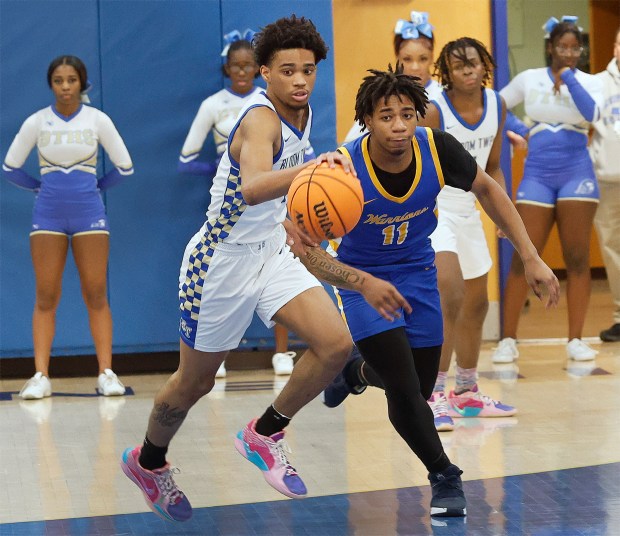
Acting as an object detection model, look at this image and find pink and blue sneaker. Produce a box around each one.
[234,418,307,499]
[448,385,517,418]
[121,446,192,522]
[428,392,455,431]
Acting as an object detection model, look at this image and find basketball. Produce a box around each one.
[287,162,364,242]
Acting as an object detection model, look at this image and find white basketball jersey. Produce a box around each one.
[205,90,311,243]
[432,88,501,213]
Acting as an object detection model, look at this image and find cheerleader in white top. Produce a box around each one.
[2,56,133,399]
[179,30,302,377]
[179,30,316,177]
[178,30,262,177]
[420,38,516,429]
[343,11,443,143]
[495,17,604,363]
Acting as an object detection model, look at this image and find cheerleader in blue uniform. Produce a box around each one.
[3,56,133,399]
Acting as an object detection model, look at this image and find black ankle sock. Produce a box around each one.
[255,405,291,437]
[139,436,168,471]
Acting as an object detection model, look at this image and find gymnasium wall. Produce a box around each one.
[0,0,336,358]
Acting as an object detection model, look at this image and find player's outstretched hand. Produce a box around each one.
[313,151,357,176]
[361,276,412,322]
[524,256,560,309]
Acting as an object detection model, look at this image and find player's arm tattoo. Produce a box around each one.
[152,402,188,428]
[302,246,367,290]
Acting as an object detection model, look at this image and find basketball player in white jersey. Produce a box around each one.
[420,38,517,431]
[121,15,409,522]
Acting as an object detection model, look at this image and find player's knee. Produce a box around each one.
[467,296,489,324]
[82,286,108,310]
[314,334,352,370]
[178,373,215,403]
[35,288,61,312]
[441,291,464,322]
[563,250,590,274]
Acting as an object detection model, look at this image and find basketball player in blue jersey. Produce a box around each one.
[320,65,559,517]
[121,16,409,522]
[419,38,516,430]
[495,17,604,363]
[3,56,132,400]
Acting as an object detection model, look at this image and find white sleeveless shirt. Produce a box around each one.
[432,88,501,214]
[205,91,312,243]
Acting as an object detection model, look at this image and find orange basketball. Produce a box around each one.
[287,162,364,242]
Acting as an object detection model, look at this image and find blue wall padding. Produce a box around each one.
[0,0,336,357]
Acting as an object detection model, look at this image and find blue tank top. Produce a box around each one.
[335,127,445,270]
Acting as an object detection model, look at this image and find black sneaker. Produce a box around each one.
[600,323,620,342]
[428,464,467,517]
[322,346,366,408]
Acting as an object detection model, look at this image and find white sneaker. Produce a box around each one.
[566,338,598,361]
[97,369,126,396]
[492,338,519,364]
[215,362,227,379]
[19,372,52,400]
[272,351,296,375]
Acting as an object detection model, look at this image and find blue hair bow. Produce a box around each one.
[394,10,433,40]
[542,15,580,37]
[221,28,256,57]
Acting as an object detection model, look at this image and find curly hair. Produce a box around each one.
[253,15,329,67]
[434,37,495,90]
[47,55,88,92]
[222,39,259,79]
[354,63,429,130]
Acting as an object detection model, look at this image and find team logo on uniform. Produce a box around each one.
[574,179,595,195]
[179,319,193,339]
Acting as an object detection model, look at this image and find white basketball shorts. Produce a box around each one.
[178,224,321,352]
[430,207,492,280]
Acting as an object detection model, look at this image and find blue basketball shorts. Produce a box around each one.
[31,194,109,236]
[337,263,443,348]
[516,157,599,207]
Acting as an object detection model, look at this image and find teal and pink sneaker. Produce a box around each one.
[234,418,307,499]
[448,385,517,418]
[120,446,192,522]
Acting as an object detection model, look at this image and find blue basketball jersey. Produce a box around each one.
[333,127,445,347]
[335,127,445,271]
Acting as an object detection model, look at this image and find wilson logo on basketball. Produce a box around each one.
[287,162,364,242]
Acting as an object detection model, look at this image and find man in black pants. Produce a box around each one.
[316,65,559,517]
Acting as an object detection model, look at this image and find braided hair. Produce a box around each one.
[354,63,429,131]
[253,15,328,67]
[434,37,495,90]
